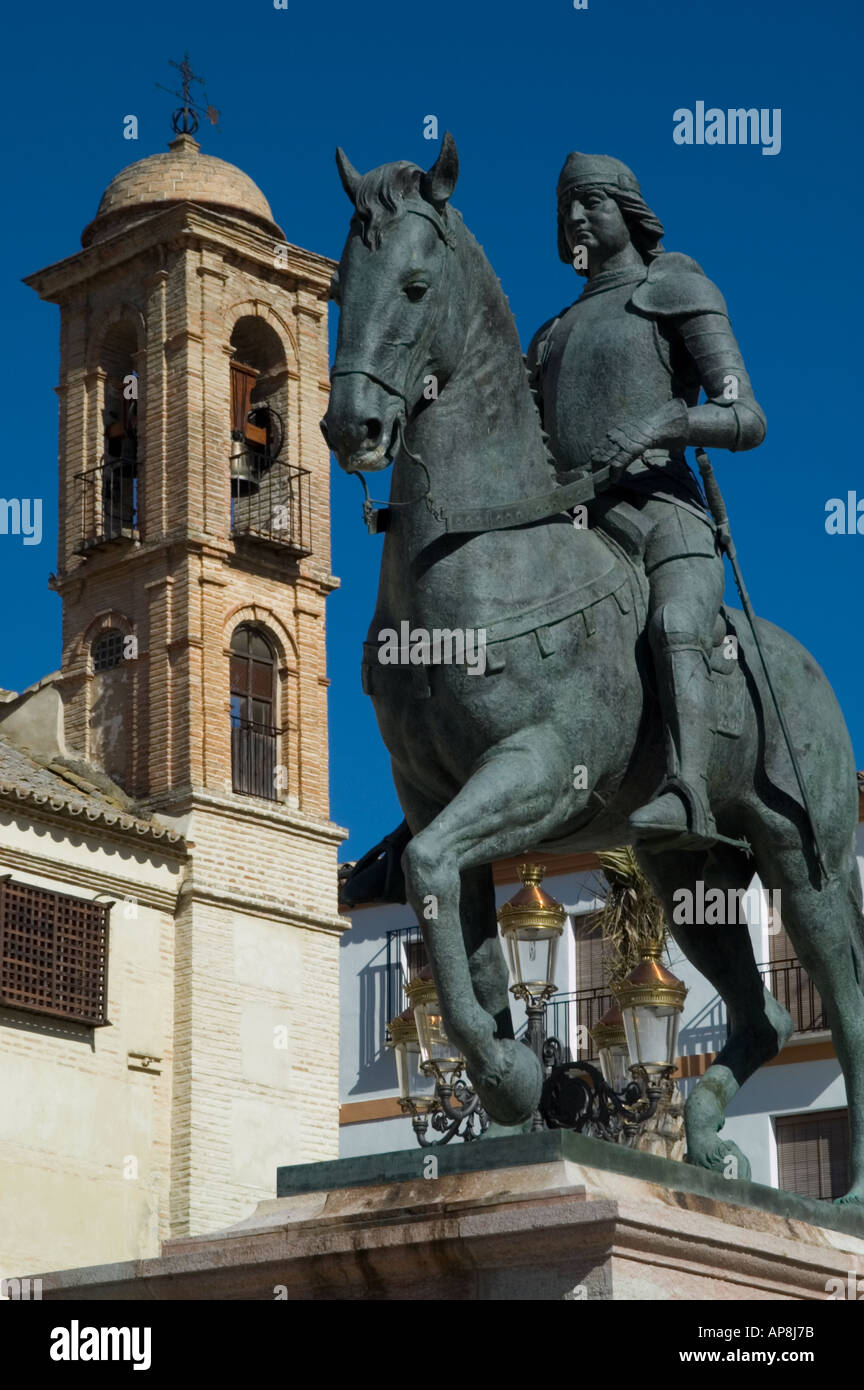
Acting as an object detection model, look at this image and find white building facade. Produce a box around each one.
[339,816,864,1201]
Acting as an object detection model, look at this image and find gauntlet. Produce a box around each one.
[593,398,690,479]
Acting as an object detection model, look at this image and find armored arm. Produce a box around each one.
[631,254,766,453]
[524,311,564,433]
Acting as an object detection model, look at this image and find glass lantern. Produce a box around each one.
[387,1009,439,1115]
[590,1001,631,1091]
[613,940,687,1077]
[405,969,465,1085]
[496,863,566,1005]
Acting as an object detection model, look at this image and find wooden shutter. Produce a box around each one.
[768,904,795,964]
[572,915,607,990]
[230,362,267,445]
[776,1109,851,1200]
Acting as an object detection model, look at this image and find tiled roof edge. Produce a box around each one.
[0,780,187,849]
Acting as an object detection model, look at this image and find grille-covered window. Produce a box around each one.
[93,628,125,672]
[0,877,111,1026]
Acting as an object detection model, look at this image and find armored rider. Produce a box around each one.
[527,152,766,849]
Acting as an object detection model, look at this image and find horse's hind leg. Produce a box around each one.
[761,848,864,1202]
[637,842,793,1180]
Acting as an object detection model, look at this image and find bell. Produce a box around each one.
[230,432,259,497]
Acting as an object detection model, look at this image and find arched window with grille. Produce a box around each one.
[230,624,280,799]
[89,625,131,788]
[92,628,125,672]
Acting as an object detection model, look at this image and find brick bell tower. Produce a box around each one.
[24,123,347,1235]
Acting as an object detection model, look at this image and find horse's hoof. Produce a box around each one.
[686,1137,751,1182]
[473,1041,543,1127]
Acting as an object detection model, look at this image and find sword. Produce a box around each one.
[695,449,829,882]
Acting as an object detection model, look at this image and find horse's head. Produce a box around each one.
[321,134,462,473]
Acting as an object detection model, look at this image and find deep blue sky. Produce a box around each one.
[1,0,860,859]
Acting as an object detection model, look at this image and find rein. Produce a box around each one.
[356,459,615,537]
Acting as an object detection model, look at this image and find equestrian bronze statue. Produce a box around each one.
[323,135,864,1202]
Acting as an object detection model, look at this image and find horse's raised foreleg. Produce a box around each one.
[399,727,581,1125]
[637,843,793,1181]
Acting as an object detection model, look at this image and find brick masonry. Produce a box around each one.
[16,137,349,1251]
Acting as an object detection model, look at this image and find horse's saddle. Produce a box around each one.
[362,522,746,739]
[481,536,643,672]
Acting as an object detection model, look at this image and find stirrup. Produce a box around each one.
[630,775,718,852]
[664,775,716,840]
[631,778,751,855]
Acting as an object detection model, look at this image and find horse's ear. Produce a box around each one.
[335,147,362,204]
[420,132,459,210]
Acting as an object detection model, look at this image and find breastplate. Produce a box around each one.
[542,277,678,472]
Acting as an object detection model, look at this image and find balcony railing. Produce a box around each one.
[514,960,825,1064]
[231,718,281,801]
[383,941,827,1064]
[74,456,138,553]
[758,957,827,1034]
[230,455,312,556]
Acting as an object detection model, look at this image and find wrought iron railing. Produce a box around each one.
[385,924,426,1024]
[230,455,312,555]
[74,456,138,552]
[383,944,827,1065]
[230,718,281,800]
[758,957,827,1034]
[513,960,825,1064]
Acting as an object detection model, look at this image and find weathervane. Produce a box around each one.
[156,53,220,136]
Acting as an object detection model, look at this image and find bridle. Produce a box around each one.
[330,202,456,408]
[333,201,609,536]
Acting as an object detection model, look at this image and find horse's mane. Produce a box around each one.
[352,162,428,249]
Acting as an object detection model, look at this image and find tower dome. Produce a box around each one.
[81,133,284,247]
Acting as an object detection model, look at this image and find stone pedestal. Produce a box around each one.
[35,1133,864,1300]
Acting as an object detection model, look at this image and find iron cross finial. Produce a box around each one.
[156,52,220,137]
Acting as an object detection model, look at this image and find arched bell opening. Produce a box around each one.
[98,321,139,542]
[228,317,289,500]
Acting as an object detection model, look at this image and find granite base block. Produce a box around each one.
[33,1133,864,1301]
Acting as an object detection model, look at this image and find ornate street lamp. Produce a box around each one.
[587,937,689,1141]
[590,1001,632,1093]
[385,872,687,1151]
[542,943,687,1140]
[387,1008,438,1116]
[613,938,688,1082]
[389,967,487,1145]
[497,862,566,1060]
[406,967,465,1085]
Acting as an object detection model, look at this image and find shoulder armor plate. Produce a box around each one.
[630,252,728,319]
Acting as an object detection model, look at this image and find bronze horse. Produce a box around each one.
[322,136,864,1200]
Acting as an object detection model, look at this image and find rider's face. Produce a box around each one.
[562,188,631,266]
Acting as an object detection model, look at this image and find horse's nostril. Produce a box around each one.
[365,418,382,443]
[319,417,330,445]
